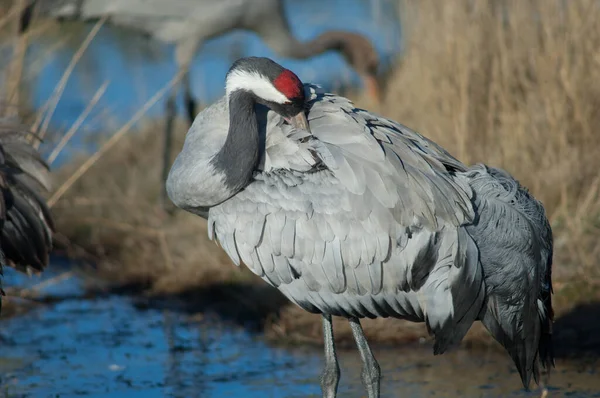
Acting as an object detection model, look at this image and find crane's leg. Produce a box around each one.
[321,314,340,398]
[160,83,178,213]
[183,69,197,125]
[175,35,201,127]
[160,36,200,212]
[348,317,380,398]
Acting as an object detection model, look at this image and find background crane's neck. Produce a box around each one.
[210,91,260,195]
[264,30,347,60]
[252,9,347,61]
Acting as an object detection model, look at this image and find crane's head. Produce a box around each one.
[225,57,310,132]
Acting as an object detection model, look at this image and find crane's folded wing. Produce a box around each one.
[261,84,475,230]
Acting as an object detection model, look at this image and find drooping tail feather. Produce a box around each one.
[0,117,54,310]
[464,164,554,390]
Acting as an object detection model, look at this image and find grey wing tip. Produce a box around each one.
[468,162,555,390]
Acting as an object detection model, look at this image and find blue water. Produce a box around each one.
[0,298,321,397]
[24,0,402,167]
[1,262,599,397]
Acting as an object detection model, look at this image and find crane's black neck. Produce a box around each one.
[211,90,260,194]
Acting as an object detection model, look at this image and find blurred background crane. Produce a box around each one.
[19,0,389,210]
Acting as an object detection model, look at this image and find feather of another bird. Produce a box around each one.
[0,117,54,309]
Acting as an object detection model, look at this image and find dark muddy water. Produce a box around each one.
[0,262,599,398]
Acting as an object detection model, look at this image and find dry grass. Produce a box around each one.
[28,0,600,347]
[374,0,600,305]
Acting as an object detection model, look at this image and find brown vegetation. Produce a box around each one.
[379,0,600,307]
[4,0,600,348]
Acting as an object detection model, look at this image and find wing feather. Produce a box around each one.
[280,216,296,258]
[267,212,285,256]
[320,238,345,294]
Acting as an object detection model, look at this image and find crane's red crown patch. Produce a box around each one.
[273,70,303,100]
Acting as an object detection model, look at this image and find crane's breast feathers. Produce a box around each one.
[208,173,484,323]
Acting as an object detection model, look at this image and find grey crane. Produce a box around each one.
[21,0,381,209]
[0,117,54,312]
[166,57,554,398]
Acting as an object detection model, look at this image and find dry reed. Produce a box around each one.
[379,0,600,284]
[47,80,109,164]
[33,16,106,142]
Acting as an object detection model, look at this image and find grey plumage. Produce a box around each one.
[465,164,554,387]
[0,117,54,310]
[167,58,554,397]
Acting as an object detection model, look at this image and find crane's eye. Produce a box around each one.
[284,101,292,105]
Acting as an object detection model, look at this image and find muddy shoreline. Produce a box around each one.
[4,256,600,363]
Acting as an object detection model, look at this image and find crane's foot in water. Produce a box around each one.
[349,317,381,398]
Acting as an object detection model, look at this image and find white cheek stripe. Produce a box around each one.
[225,69,289,104]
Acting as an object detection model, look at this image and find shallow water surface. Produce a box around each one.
[0,264,599,397]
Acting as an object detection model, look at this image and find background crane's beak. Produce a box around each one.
[286,112,312,134]
[363,74,382,105]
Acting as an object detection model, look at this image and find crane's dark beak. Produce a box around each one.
[286,112,311,134]
[363,74,381,104]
